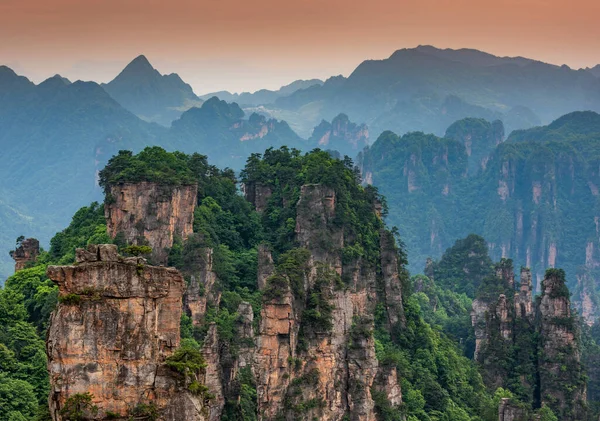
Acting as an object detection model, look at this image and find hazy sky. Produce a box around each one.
[1,0,599,94]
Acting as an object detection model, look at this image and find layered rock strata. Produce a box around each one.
[105,182,197,264]
[46,244,205,421]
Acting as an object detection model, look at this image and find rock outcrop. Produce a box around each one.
[46,244,206,421]
[309,113,369,155]
[105,182,197,264]
[10,237,39,272]
[538,270,586,419]
[257,244,275,290]
[498,398,528,421]
[472,265,587,420]
[253,183,403,421]
[183,246,219,326]
[243,182,273,213]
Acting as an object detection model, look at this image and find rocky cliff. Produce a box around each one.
[537,269,587,419]
[46,244,207,421]
[10,237,40,272]
[105,182,197,264]
[472,264,586,419]
[252,183,403,421]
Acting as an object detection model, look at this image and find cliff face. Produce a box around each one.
[105,182,197,264]
[46,244,206,421]
[538,270,587,419]
[472,265,586,420]
[444,118,504,175]
[183,246,219,326]
[254,183,402,421]
[243,182,273,213]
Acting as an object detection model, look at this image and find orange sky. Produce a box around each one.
[1,0,599,94]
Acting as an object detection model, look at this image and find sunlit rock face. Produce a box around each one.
[46,244,207,421]
[105,181,197,264]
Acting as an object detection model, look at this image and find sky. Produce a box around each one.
[1,0,599,94]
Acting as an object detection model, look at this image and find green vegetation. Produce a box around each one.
[129,403,159,421]
[59,393,98,421]
[122,244,152,257]
[2,142,596,420]
[0,197,116,420]
[98,147,199,190]
[359,112,600,305]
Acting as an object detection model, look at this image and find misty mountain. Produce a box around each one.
[0,68,165,278]
[0,70,308,278]
[308,113,369,156]
[359,111,600,321]
[199,78,324,106]
[588,65,600,78]
[273,46,599,137]
[169,97,305,168]
[102,55,203,126]
[508,110,600,143]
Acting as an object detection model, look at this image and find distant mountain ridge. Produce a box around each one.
[587,65,600,78]
[274,45,600,138]
[199,78,324,105]
[102,55,203,126]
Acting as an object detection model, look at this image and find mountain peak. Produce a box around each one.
[121,54,157,76]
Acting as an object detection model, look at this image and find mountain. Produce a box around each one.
[587,64,600,78]
[0,68,165,280]
[169,97,305,168]
[444,117,504,175]
[198,78,323,105]
[359,111,600,326]
[4,146,594,420]
[0,68,308,281]
[308,113,369,156]
[274,46,599,138]
[508,110,600,142]
[102,55,203,126]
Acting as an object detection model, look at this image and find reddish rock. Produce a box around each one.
[11,237,40,272]
[105,182,197,264]
[46,244,206,421]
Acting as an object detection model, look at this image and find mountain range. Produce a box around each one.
[102,54,203,126]
[2,45,600,281]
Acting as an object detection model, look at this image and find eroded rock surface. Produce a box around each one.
[105,182,197,264]
[46,244,206,421]
[11,237,40,272]
[254,184,403,421]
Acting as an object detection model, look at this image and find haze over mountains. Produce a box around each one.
[102,54,203,126]
[1,45,600,280]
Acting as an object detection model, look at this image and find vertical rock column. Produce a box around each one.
[11,237,40,272]
[105,181,197,264]
[46,244,205,421]
[538,270,587,420]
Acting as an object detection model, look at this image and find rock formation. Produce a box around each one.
[243,182,272,213]
[309,113,369,155]
[498,398,528,421]
[253,183,403,421]
[538,269,587,419]
[104,182,197,264]
[183,246,219,326]
[10,237,40,272]
[472,264,587,420]
[257,244,275,290]
[46,244,207,421]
